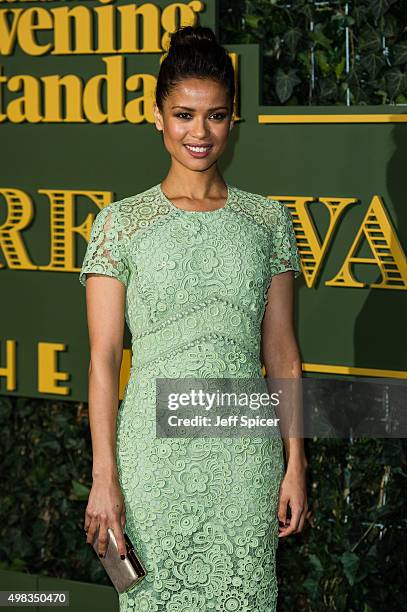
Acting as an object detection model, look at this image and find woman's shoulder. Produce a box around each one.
[231,183,284,207]
[91,183,168,238]
[92,184,161,227]
[230,184,289,224]
[103,184,159,214]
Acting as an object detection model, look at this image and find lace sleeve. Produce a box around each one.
[79,204,129,287]
[268,200,302,278]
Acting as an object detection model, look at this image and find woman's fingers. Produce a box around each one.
[278,503,303,538]
[97,518,109,557]
[84,511,127,559]
[295,504,308,533]
[85,513,99,545]
[295,510,306,534]
[277,495,289,526]
[290,504,302,532]
[120,509,126,531]
[84,506,93,534]
[112,522,127,559]
[278,505,308,537]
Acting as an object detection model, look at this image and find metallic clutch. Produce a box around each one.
[91,527,147,594]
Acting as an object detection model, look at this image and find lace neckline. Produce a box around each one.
[157,182,233,215]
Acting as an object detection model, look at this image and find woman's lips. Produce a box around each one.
[184,144,213,158]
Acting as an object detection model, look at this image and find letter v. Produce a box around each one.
[271,195,357,288]
[0,9,22,55]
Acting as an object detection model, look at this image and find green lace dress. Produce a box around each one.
[79,182,302,612]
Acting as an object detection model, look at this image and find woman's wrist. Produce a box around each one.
[287,457,308,472]
[285,453,308,473]
[92,463,119,482]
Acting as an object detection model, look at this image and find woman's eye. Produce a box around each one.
[174,112,227,120]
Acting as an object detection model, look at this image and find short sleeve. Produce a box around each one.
[79,204,130,287]
[268,200,302,278]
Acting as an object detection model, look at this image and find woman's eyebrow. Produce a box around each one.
[171,105,229,111]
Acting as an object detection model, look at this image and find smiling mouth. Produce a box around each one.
[184,144,213,152]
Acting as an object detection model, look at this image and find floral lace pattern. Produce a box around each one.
[79,184,302,611]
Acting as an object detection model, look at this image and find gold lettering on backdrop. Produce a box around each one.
[1,55,235,123]
[0,1,206,123]
[0,1,204,55]
[125,72,158,123]
[38,342,70,395]
[0,188,36,270]
[0,340,16,392]
[326,195,407,289]
[229,52,240,121]
[161,1,203,51]
[1,58,158,123]
[38,189,113,272]
[270,195,358,288]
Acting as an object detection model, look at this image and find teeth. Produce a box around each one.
[185,145,211,153]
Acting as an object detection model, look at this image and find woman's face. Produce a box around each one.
[153,77,234,171]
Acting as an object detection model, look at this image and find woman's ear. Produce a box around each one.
[153,103,164,132]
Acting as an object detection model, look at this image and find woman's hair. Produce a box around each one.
[155,25,235,115]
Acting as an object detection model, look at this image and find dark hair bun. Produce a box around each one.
[168,25,218,51]
[156,25,235,114]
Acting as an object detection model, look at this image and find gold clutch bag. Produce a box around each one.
[91,527,147,593]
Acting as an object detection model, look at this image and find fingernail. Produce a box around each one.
[120,554,125,560]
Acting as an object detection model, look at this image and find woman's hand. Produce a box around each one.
[277,462,308,538]
[84,475,127,558]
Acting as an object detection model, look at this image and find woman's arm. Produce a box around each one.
[83,273,128,559]
[261,270,308,537]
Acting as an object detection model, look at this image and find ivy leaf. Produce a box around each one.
[335,57,346,80]
[245,14,262,29]
[373,87,389,104]
[369,0,398,22]
[309,553,324,573]
[283,28,302,55]
[302,577,320,595]
[385,68,407,99]
[319,78,338,99]
[360,53,386,78]
[297,50,311,72]
[340,551,360,586]
[359,26,382,53]
[274,68,301,103]
[392,466,407,477]
[392,42,407,67]
[309,24,332,51]
[383,14,400,37]
[296,3,313,21]
[315,50,331,76]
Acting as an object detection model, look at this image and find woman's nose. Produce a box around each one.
[189,117,210,139]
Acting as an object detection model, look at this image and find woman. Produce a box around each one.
[79,24,308,612]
